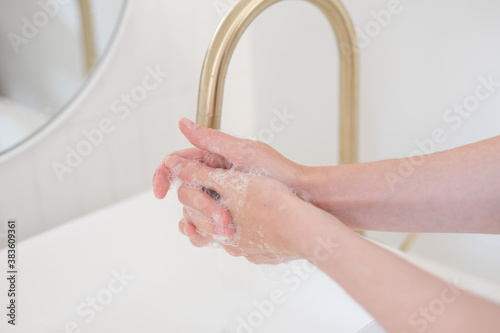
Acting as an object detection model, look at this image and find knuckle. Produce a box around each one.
[238,143,258,163]
[177,185,190,204]
[193,192,210,210]
[253,140,268,151]
[185,162,205,184]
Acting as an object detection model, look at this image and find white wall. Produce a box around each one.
[0,0,499,284]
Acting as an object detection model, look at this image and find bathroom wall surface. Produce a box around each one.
[0,0,255,244]
[0,0,499,288]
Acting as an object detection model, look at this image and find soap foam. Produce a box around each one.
[170,157,309,259]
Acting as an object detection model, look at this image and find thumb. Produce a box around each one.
[178,118,257,165]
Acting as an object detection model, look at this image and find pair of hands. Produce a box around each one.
[155,124,500,332]
[153,118,325,264]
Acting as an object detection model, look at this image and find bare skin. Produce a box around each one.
[153,118,500,332]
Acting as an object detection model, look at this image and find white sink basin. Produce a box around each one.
[0,191,375,333]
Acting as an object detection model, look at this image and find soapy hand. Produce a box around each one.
[162,154,308,264]
[153,122,500,331]
[152,118,319,263]
[152,118,314,257]
[153,118,308,200]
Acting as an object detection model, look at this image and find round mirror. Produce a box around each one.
[0,0,127,154]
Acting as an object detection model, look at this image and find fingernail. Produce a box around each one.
[164,155,183,170]
[180,117,198,130]
[212,211,223,226]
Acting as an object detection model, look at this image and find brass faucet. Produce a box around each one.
[196,0,359,165]
[195,0,419,250]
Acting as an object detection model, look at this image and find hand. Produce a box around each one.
[153,118,310,200]
[163,154,312,264]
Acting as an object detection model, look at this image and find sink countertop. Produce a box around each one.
[2,189,499,333]
[0,190,375,333]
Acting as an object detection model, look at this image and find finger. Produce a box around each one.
[188,231,213,248]
[178,118,258,165]
[178,185,232,228]
[182,206,216,235]
[245,256,282,265]
[170,148,232,169]
[178,219,187,235]
[178,219,196,237]
[153,147,231,199]
[164,155,237,199]
[222,245,246,257]
[183,206,235,237]
[153,161,171,199]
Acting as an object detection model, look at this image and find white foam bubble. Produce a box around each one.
[185,207,213,225]
[211,211,222,224]
[170,159,313,255]
[196,229,208,237]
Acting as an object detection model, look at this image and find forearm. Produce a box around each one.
[294,209,500,333]
[303,136,500,233]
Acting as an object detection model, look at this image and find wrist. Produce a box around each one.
[289,199,355,263]
[297,165,338,209]
[299,163,383,230]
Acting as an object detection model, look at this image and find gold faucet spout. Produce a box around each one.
[196,0,421,250]
[196,0,358,164]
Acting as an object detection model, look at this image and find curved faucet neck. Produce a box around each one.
[196,0,359,165]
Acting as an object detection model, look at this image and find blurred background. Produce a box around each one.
[0,0,499,328]
[0,0,124,152]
